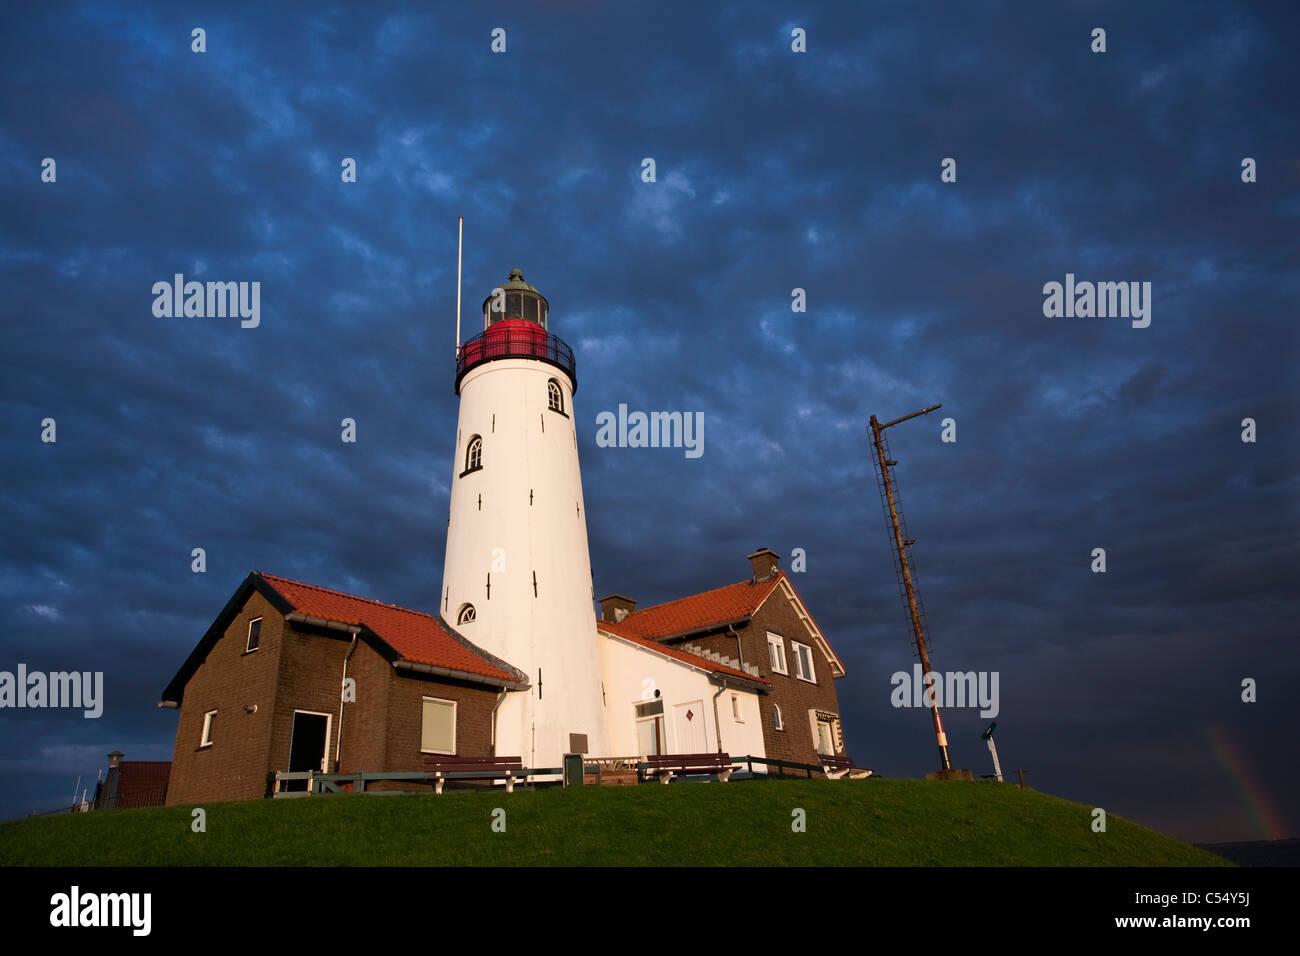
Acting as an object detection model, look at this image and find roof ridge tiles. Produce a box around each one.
[257,571,433,620]
[622,570,782,620]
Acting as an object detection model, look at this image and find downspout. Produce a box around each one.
[728,624,746,670]
[490,688,508,756]
[335,634,359,771]
[711,681,726,753]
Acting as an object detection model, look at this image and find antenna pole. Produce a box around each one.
[871,405,951,772]
[455,216,463,357]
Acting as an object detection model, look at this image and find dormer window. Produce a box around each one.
[461,435,483,477]
[547,379,565,415]
[456,604,476,625]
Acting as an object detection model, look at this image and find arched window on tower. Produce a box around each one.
[773,704,784,731]
[462,435,483,476]
[456,604,476,625]
[547,379,565,415]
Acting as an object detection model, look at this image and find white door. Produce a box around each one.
[673,700,708,754]
[816,720,835,755]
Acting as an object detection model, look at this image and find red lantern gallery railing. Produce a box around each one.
[455,319,577,394]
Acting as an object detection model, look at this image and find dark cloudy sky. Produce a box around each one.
[2,1,1296,845]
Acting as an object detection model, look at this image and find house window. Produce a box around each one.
[456,604,476,625]
[547,379,565,415]
[462,435,483,476]
[200,710,217,748]
[773,704,784,730]
[634,700,665,756]
[246,618,261,652]
[792,641,816,683]
[731,694,742,722]
[767,633,787,675]
[421,697,457,755]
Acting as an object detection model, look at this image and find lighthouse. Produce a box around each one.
[440,268,610,767]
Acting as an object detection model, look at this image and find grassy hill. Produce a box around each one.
[0,778,1230,866]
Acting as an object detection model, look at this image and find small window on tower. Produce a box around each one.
[547,379,565,415]
[457,604,476,625]
[462,435,483,476]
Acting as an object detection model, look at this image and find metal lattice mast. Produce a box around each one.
[870,405,951,772]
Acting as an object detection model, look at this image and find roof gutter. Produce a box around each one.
[392,659,529,691]
[649,616,752,645]
[285,612,363,636]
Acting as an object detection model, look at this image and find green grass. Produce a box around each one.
[0,779,1230,866]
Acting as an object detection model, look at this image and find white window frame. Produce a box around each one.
[731,693,743,722]
[766,632,788,675]
[773,704,784,731]
[792,640,817,683]
[200,709,217,748]
[456,603,476,625]
[420,696,457,755]
[246,617,262,652]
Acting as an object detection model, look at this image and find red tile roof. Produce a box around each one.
[607,573,786,640]
[258,573,524,685]
[604,570,845,676]
[598,619,770,684]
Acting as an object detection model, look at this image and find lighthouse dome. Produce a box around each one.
[481,267,550,329]
[458,268,575,396]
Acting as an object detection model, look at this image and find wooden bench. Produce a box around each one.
[422,755,525,794]
[820,753,873,780]
[641,752,735,784]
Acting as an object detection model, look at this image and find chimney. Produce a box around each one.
[747,548,780,582]
[107,750,124,771]
[598,594,637,623]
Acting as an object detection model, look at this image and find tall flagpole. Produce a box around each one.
[455,216,463,357]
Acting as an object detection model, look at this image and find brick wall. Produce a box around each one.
[166,591,282,805]
[166,589,504,804]
[681,585,845,768]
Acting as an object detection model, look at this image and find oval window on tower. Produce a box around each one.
[456,604,476,625]
[462,435,483,475]
[547,379,564,414]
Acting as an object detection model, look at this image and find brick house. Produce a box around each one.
[159,572,528,805]
[597,549,849,768]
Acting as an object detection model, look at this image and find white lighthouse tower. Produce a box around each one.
[440,268,610,767]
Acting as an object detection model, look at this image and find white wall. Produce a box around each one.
[441,358,609,767]
[598,631,767,761]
